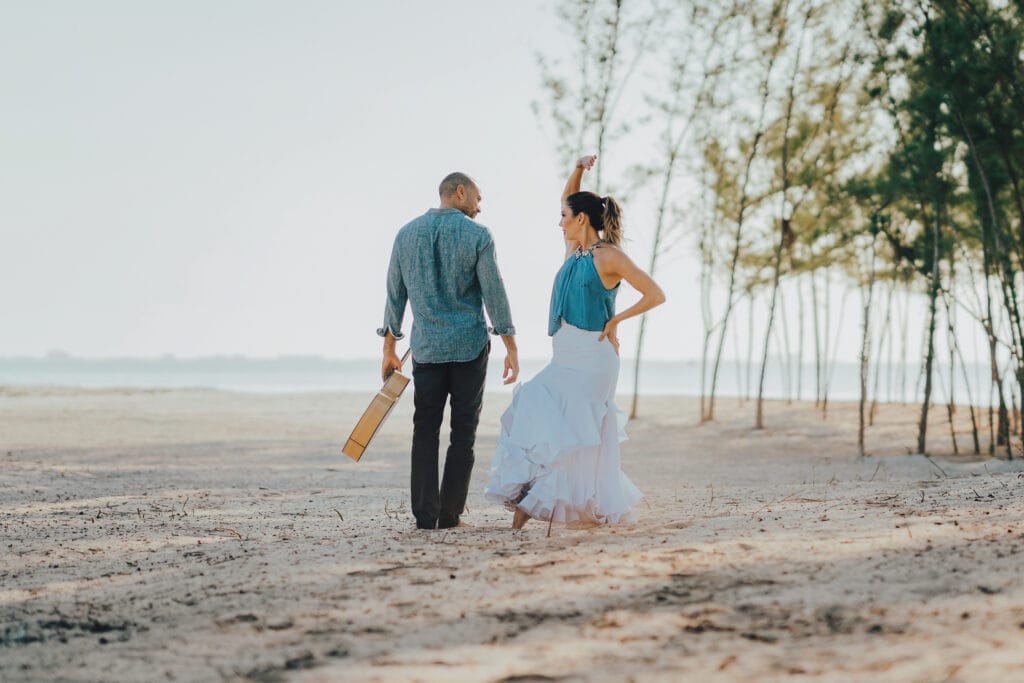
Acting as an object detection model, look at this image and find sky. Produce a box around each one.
[1,1,948,365]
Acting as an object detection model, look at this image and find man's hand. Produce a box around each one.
[382,350,402,382]
[499,334,519,385]
[502,350,519,385]
[381,331,403,382]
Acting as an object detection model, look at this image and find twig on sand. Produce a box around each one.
[752,489,806,515]
[209,527,242,540]
[869,462,882,482]
[384,499,407,521]
[984,464,1010,490]
[181,497,190,513]
[547,505,556,538]
[874,493,899,502]
[923,455,948,478]
[333,508,344,521]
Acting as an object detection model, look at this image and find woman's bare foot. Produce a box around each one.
[512,508,530,529]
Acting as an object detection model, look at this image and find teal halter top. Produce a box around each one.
[548,243,619,336]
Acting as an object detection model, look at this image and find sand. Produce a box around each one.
[2,386,1023,682]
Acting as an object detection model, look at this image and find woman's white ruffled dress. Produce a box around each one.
[484,323,642,525]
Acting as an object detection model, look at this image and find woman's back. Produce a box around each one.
[548,246,619,336]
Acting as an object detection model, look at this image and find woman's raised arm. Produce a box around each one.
[562,154,597,258]
[562,154,595,202]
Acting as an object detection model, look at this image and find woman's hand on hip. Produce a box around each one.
[598,319,620,356]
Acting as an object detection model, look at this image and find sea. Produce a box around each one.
[0,354,1010,406]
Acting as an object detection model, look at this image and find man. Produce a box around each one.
[379,172,519,530]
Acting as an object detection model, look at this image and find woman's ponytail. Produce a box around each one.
[602,196,623,246]
[566,191,625,246]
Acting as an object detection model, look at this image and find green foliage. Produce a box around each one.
[537,0,1024,427]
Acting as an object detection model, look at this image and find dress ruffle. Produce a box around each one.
[484,324,642,526]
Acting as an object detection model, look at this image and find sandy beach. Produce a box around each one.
[2,386,1023,682]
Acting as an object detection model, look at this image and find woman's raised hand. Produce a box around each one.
[576,154,597,171]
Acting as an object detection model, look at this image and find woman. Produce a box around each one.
[484,155,666,529]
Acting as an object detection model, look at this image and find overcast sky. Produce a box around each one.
[2,1,944,365]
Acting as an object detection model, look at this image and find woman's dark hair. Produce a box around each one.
[566,191,623,246]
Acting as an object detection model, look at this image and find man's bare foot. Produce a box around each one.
[512,508,530,529]
[456,520,473,528]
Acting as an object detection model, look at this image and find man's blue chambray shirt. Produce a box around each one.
[377,208,515,363]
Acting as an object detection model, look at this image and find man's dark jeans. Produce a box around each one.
[411,342,489,529]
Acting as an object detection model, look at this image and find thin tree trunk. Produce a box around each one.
[757,277,785,429]
[900,288,910,404]
[630,2,730,420]
[949,295,981,454]
[707,225,748,420]
[733,296,745,400]
[989,338,999,455]
[956,108,1021,459]
[870,281,895,425]
[698,147,719,424]
[886,284,895,404]
[630,145,678,419]
[705,5,785,421]
[944,294,959,455]
[778,286,793,403]
[943,287,981,454]
[821,268,833,418]
[630,316,649,420]
[746,293,755,401]
[700,327,711,422]
[592,0,624,194]
[859,233,878,457]
[1012,390,1019,438]
[998,382,1011,455]
[917,208,941,456]
[823,283,849,421]
[812,269,823,406]
[797,273,805,401]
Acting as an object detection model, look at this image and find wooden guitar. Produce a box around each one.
[342,349,412,461]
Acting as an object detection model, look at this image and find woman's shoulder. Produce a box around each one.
[592,242,626,264]
[591,243,633,283]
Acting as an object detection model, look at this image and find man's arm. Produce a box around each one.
[377,244,407,381]
[497,334,518,385]
[476,234,519,384]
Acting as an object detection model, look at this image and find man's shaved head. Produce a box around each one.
[437,172,482,219]
[439,172,478,198]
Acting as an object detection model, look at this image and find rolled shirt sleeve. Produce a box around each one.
[376,242,407,339]
[476,233,516,336]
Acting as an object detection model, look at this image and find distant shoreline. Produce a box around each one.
[0,354,1008,406]
[0,383,1003,412]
